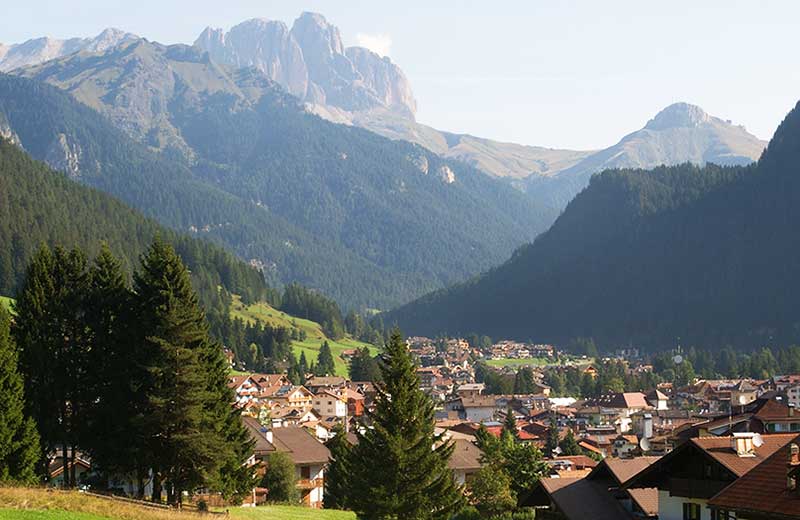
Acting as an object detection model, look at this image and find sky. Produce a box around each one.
[3,1,800,150]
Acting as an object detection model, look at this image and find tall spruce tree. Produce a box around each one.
[80,245,141,482]
[0,305,40,483]
[14,245,89,485]
[133,238,237,504]
[502,408,518,441]
[324,423,352,510]
[346,329,464,519]
[316,341,336,376]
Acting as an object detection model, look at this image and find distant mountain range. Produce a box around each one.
[1,36,554,310]
[0,28,137,72]
[385,99,800,349]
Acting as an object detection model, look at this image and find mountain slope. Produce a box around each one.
[9,40,555,309]
[525,103,766,208]
[0,72,427,309]
[0,137,267,305]
[0,28,137,72]
[386,99,800,349]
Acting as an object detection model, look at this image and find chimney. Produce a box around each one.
[643,413,653,439]
[790,404,795,417]
[732,432,755,457]
[788,443,799,491]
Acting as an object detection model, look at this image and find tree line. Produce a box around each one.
[1,240,254,504]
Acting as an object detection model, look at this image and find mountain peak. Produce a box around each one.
[645,102,710,130]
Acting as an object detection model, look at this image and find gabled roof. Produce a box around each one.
[271,426,331,465]
[447,439,483,471]
[692,434,796,477]
[625,433,798,490]
[242,416,276,455]
[708,434,800,518]
[533,478,634,520]
[589,456,661,486]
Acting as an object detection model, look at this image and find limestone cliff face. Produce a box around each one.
[45,133,82,178]
[0,28,136,72]
[194,12,417,118]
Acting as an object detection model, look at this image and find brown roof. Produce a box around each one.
[242,416,276,455]
[709,434,800,518]
[551,455,599,470]
[539,478,633,520]
[692,434,797,477]
[594,457,661,485]
[753,398,797,422]
[627,488,658,517]
[460,395,498,408]
[271,426,331,465]
[306,376,347,387]
[447,439,483,471]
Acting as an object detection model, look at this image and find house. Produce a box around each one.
[612,434,640,458]
[49,450,92,488]
[456,383,485,398]
[447,439,484,485]
[645,389,670,410]
[312,390,347,418]
[584,457,660,518]
[624,432,797,520]
[708,435,800,519]
[730,380,759,407]
[304,376,348,395]
[271,385,314,409]
[445,395,499,422]
[587,392,653,433]
[242,417,330,508]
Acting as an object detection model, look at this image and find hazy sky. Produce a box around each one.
[3,1,800,150]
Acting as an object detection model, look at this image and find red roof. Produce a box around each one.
[709,434,800,518]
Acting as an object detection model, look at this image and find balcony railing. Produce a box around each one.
[296,478,324,490]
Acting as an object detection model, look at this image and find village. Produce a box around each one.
[45,335,797,519]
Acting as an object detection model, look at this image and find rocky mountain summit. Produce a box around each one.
[525,102,767,208]
[195,12,416,118]
[0,28,136,72]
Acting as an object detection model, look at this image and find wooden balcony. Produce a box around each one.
[296,478,324,490]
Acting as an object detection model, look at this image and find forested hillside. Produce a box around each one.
[9,40,557,309]
[387,100,800,350]
[0,137,268,315]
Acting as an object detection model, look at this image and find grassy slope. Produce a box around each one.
[0,488,354,520]
[230,296,378,376]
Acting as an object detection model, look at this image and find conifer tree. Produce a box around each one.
[346,329,464,519]
[316,341,336,376]
[324,423,352,510]
[546,413,560,456]
[0,306,40,483]
[502,408,518,441]
[558,429,582,456]
[14,245,89,485]
[133,238,234,504]
[80,245,140,482]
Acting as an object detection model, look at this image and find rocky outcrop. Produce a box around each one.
[0,28,136,72]
[0,112,22,148]
[194,12,417,118]
[45,133,82,177]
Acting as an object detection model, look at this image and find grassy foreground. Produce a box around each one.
[230,296,378,376]
[0,487,355,520]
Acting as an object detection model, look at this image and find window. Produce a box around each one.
[683,503,701,520]
[712,509,733,520]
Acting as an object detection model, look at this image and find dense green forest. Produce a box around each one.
[6,41,558,309]
[0,138,268,313]
[387,100,800,350]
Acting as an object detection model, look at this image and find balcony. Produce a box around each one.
[296,478,324,490]
[669,477,729,499]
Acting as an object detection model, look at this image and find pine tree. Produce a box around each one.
[346,329,464,519]
[502,408,518,441]
[316,341,336,376]
[80,245,140,481]
[14,245,89,485]
[324,423,352,510]
[133,238,231,504]
[0,305,40,483]
[558,429,582,456]
[261,451,299,503]
[545,413,560,457]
